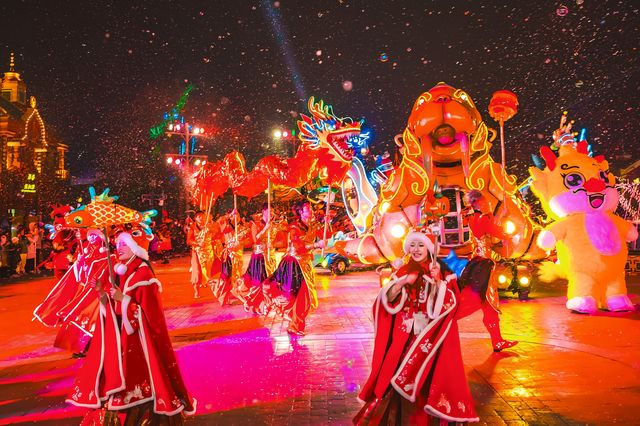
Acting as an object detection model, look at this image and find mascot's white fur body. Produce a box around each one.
[530,142,638,314]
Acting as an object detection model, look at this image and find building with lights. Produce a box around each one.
[0,53,69,217]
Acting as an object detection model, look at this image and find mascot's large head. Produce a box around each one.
[406,82,482,163]
[529,141,617,220]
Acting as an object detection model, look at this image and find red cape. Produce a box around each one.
[66,256,196,416]
[358,263,478,423]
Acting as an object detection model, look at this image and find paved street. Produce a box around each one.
[1,256,639,425]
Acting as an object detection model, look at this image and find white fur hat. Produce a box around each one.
[116,231,149,261]
[403,228,435,256]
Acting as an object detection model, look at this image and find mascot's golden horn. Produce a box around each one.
[335,83,547,264]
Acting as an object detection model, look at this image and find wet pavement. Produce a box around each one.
[1,256,639,425]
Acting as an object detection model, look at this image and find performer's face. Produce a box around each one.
[300,204,312,222]
[195,214,204,225]
[262,208,273,222]
[408,240,429,263]
[116,238,135,260]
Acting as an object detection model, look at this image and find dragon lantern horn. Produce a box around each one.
[540,146,557,171]
[307,96,331,121]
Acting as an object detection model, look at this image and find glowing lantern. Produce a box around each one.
[391,223,407,239]
[488,90,519,123]
[504,220,516,235]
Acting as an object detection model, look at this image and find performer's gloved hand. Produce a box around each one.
[90,277,102,293]
[109,286,124,302]
[429,263,442,281]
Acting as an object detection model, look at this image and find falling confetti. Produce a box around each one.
[556,5,569,16]
[342,80,353,91]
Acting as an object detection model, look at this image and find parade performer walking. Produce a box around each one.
[261,200,323,336]
[34,229,107,354]
[457,190,518,352]
[52,229,109,355]
[67,228,195,424]
[211,210,248,305]
[187,211,220,299]
[242,203,281,312]
[354,228,478,424]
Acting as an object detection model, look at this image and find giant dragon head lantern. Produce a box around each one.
[297,97,363,184]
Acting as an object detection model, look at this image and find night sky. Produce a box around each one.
[1,0,639,183]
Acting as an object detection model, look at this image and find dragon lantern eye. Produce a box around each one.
[73,217,83,225]
[563,173,584,189]
[132,230,142,237]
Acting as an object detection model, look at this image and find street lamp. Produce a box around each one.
[166,122,207,169]
[165,121,208,217]
[272,128,297,155]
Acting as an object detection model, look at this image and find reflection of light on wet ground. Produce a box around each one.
[509,386,532,398]
[1,258,640,424]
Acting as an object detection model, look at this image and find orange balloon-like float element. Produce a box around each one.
[336,83,545,264]
[488,90,519,123]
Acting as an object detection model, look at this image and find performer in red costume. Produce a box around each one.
[261,200,323,336]
[67,228,196,424]
[211,210,248,305]
[241,203,280,312]
[354,229,478,425]
[54,229,110,354]
[186,211,220,299]
[458,190,518,352]
[34,229,108,355]
[44,205,78,279]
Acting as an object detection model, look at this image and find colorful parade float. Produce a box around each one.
[185,83,637,310]
[334,83,547,297]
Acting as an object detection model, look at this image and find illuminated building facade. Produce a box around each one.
[0,53,69,214]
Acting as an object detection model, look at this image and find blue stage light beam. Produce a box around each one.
[261,0,307,101]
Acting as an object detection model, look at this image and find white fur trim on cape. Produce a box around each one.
[126,301,193,416]
[66,299,125,409]
[380,280,408,315]
[121,294,135,336]
[390,287,457,403]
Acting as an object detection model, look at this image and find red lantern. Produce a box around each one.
[488,90,519,122]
